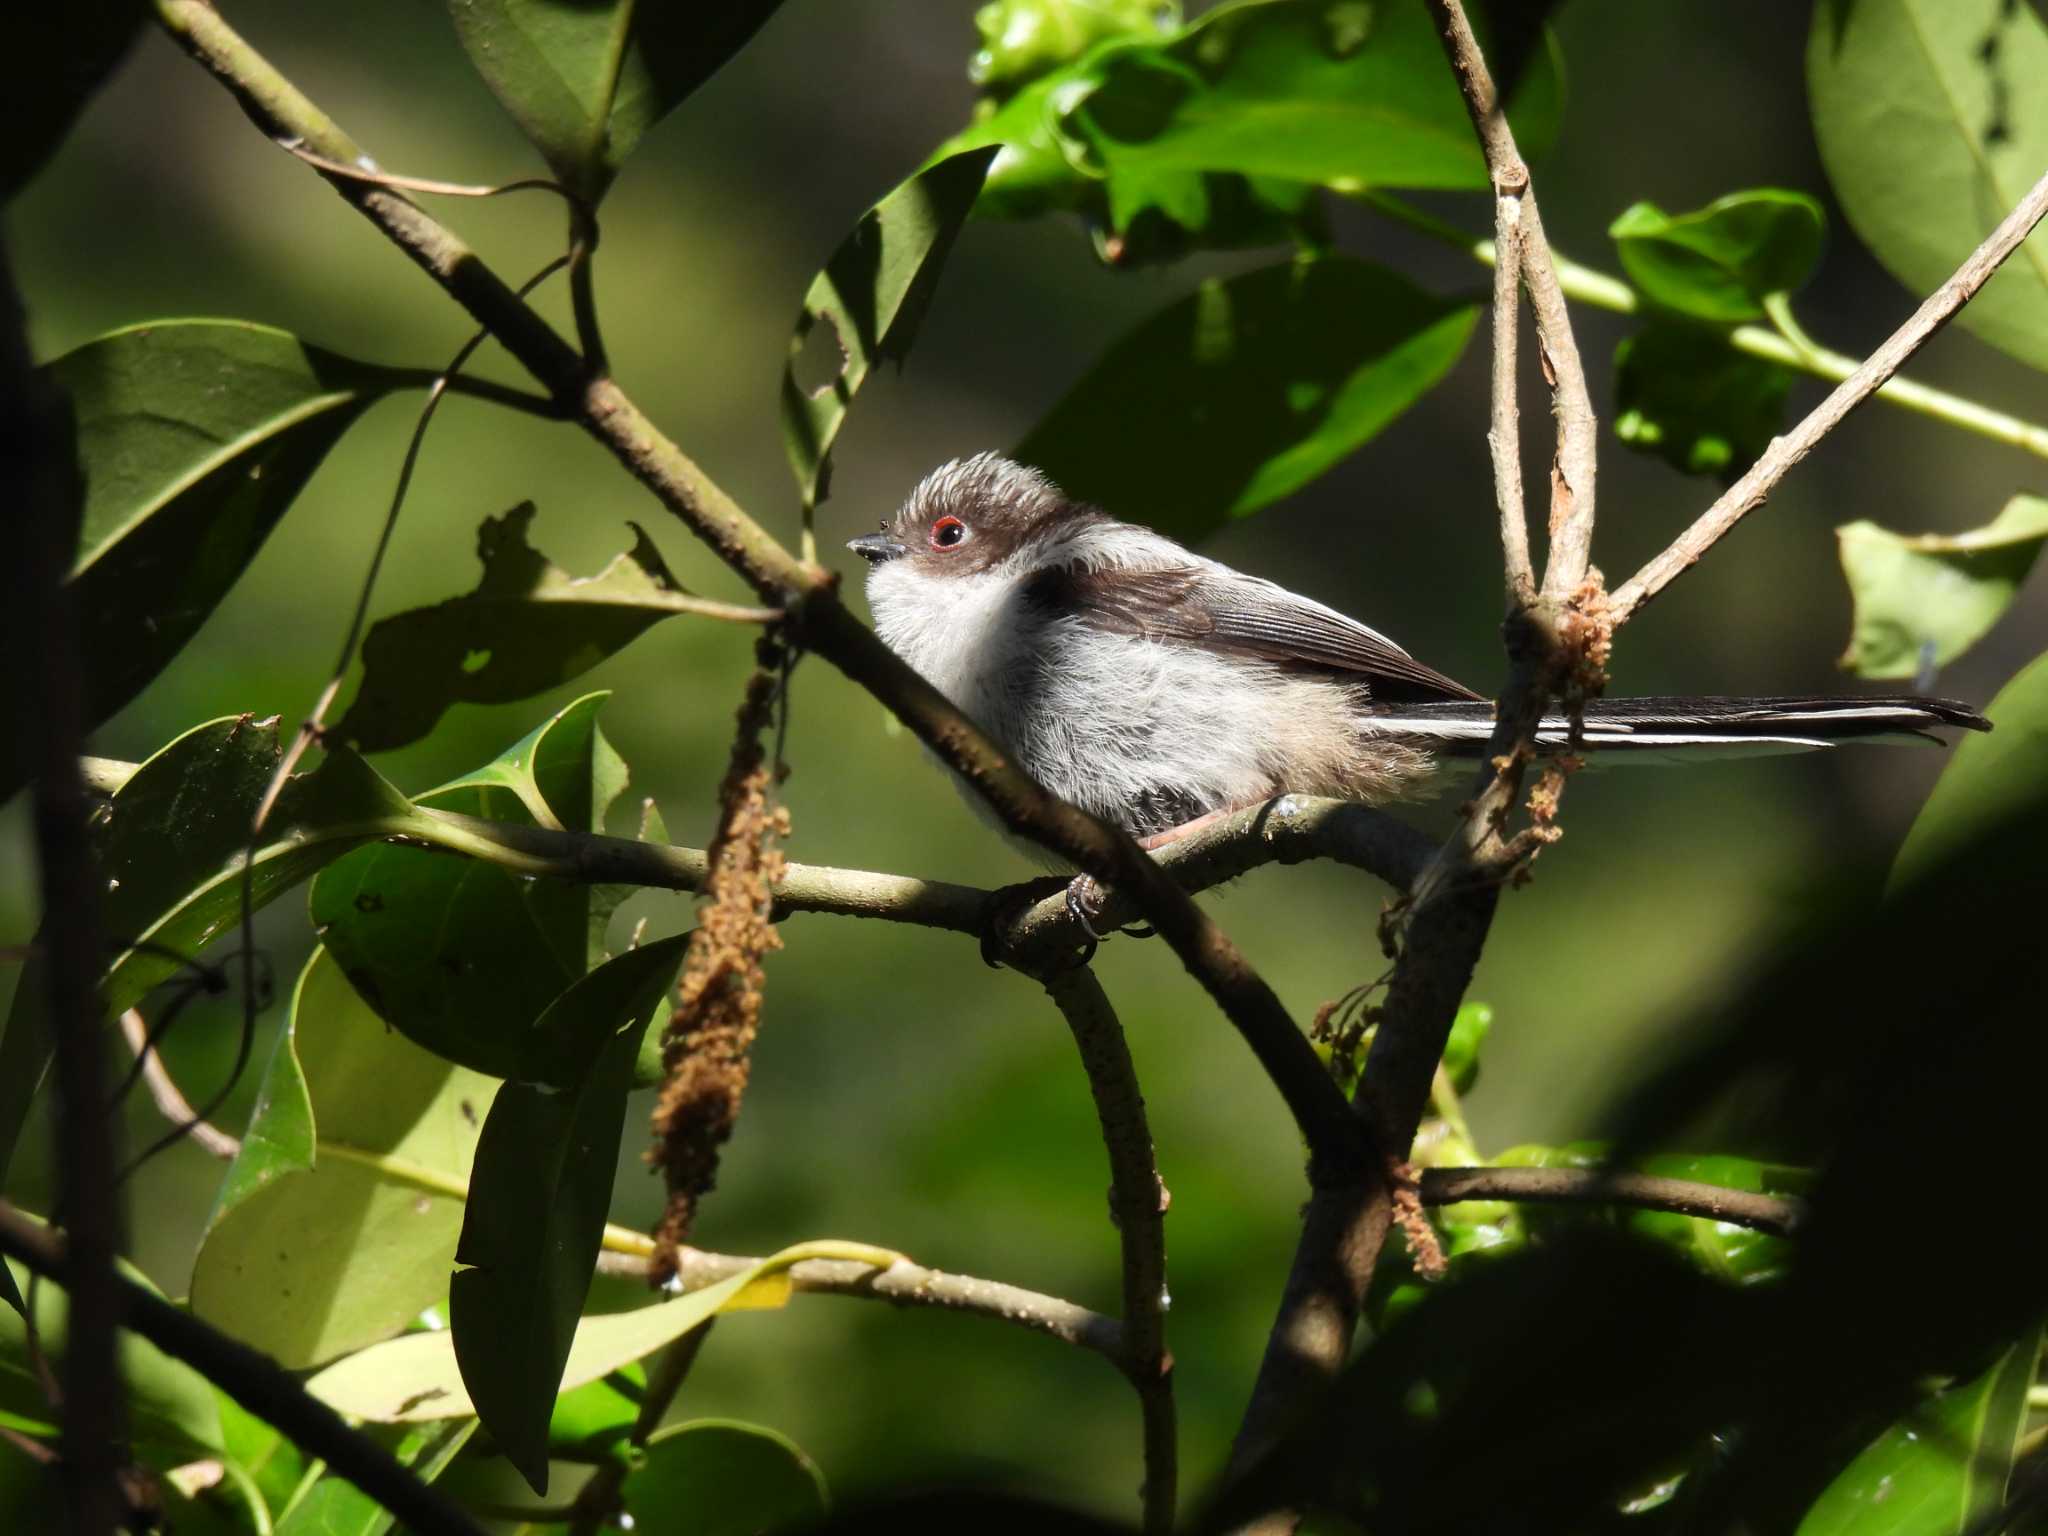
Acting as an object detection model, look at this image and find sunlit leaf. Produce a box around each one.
[1610,190,1826,323]
[780,147,998,511]
[337,505,745,753]
[1835,496,2048,679]
[622,1420,830,1535]
[1442,1001,1492,1095]
[1893,648,2048,890]
[450,935,687,1492]
[188,948,497,1369]
[1808,0,2048,372]
[38,321,397,766]
[1614,322,1793,479]
[547,1362,644,1451]
[2,1229,222,1457]
[308,1241,895,1422]
[272,1420,474,1536]
[1018,256,1476,540]
[311,694,635,1081]
[968,0,1178,92]
[1796,1324,2042,1536]
[216,1393,312,1529]
[447,0,786,199]
[0,715,421,1195]
[2,2,146,203]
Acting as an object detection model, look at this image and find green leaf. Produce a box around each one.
[44,320,396,753]
[1609,190,1826,323]
[450,935,686,1492]
[1893,648,2048,890]
[307,1240,889,1422]
[1018,256,1477,540]
[336,504,727,753]
[2,1231,222,1457]
[1441,1001,1492,1095]
[2,3,146,203]
[273,1420,475,1536]
[1052,0,1561,198]
[311,694,631,1081]
[216,1392,314,1528]
[1808,0,2048,372]
[1796,1324,2043,1536]
[1614,322,1794,479]
[547,1363,644,1450]
[1835,496,2048,680]
[188,948,497,1369]
[0,715,421,1194]
[780,147,999,511]
[447,0,786,200]
[622,1420,830,1535]
[968,0,1180,93]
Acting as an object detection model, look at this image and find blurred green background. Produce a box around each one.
[5,0,2046,1516]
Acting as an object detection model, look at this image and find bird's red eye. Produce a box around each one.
[929,516,968,551]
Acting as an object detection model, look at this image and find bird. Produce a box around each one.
[849,452,1989,859]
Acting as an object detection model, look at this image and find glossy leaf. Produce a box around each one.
[1610,191,1826,323]
[0,715,421,1193]
[1809,0,2048,372]
[44,321,396,753]
[1018,256,1476,540]
[968,0,1178,92]
[1052,0,1561,198]
[1835,495,2048,679]
[1893,649,2048,890]
[1615,322,1793,479]
[310,694,630,1081]
[780,147,998,510]
[547,1363,644,1450]
[2,1240,222,1457]
[337,505,729,753]
[273,1420,475,1536]
[188,948,497,1368]
[3,2,146,203]
[307,1240,891,1421]
[1441,1001,1492,1095]
[1797,1325,2042,1536]
[450,935,686,1491]
[623,1419,830,1535]
[447,0,785,200]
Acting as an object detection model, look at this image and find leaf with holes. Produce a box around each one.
[622,1420,830,1535]
[780,147,998,512]
[1614,322,1794,479]
[1610,190,1826,323]
[3,2,146,202]
[1018,256,1476,540]
[311,694,636,1082]
[307,1241,895,1422]
[188,948,497,1369]
[447,0,786,200]
[1796,1323,2042,1535]
[452,934,687,1491]
[1836,496,2048,680]
[0,715,422,1196]
[335,504,752,753]
[30,322,400,780]
[1809,0,2048,372]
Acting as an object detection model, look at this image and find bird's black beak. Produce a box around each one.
[848,532,907,564]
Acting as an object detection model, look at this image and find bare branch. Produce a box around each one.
[0,1202,488,1536]
[1420,1166,1805,1237]
[1611,162,2048,624]
[1488,196,1534,603]
[1035,966,1175,1534]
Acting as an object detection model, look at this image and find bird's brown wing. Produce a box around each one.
[1026,562,1482,704]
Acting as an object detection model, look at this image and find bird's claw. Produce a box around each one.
[1065,874,1108,941]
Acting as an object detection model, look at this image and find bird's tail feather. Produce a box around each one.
[1369,695,1991,759]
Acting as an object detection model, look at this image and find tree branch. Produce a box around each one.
[1609,162,2048,624]
[1419,1166,1805,1237]
[150,0,1365,1182]
[0,1201,488,1536]
[1033,965,1175,1535]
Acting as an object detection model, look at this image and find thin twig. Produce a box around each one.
[1035,966,1175,1534]
[1610,162,2048,624]
[1488,186,1533,603]
[595,1248,1125,1361]
[0,1202,488,1536]
[115,1009,240,1162]
[1419,1166,1805,1237]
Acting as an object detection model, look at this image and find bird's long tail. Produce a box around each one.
[1372,694,1991,759]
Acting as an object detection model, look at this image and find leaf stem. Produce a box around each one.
[1360,190,2048,461]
